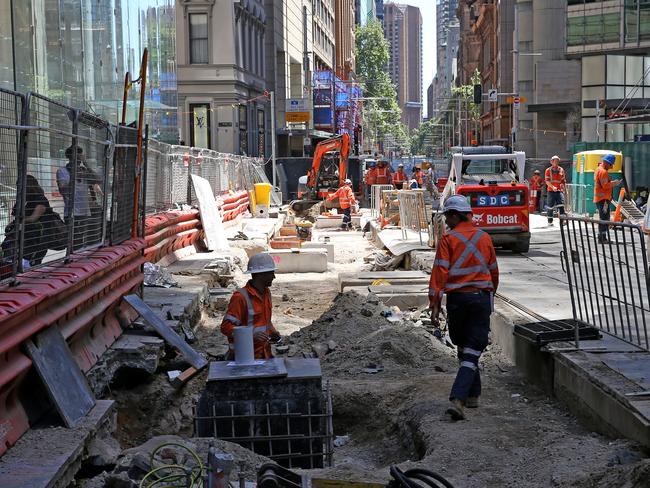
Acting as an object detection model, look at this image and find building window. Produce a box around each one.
[239,105,248,155]
[190,103,211,148]
[189,13,208,64]
[257,109,265,156]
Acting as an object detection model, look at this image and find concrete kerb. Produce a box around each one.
[0,400,115,488]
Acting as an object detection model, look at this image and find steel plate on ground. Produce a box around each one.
[25,326,95,427]
[208,358,288,381]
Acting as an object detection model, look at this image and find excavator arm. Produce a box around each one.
[307,133,350,190]
[292,133,351,218]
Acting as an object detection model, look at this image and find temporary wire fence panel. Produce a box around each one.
[560,216,650,350]
[398,190,429,245]
[565,184,589,216]
[0,89,24,283]
[371,184,393,218]
[0,89,141,282]
[110,125,138,245]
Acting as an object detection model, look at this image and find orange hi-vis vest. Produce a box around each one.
[327,184,356,209]
[429,221,499,308]
[221,282,277,359]
[375,166,391,184]
[545,166,566,192]
[594,165,617,203]
[392,170,406,186]
[530,174,543,191]
[413,171,424,186]
[365,168,378,186]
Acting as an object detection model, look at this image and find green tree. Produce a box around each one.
[355,19,409,154]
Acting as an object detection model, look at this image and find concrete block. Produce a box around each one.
[270,238,302,249]
[269,249,328,273]
[301,242,335,262]
[338,271,429,292]
[279,226,297,237]
[314,215,361,228]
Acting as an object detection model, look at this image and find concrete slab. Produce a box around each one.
[301,242,335,262]
[314,215,362,228]
[0,400,115,488]
[268,249,329,273]
[338,271,429,292]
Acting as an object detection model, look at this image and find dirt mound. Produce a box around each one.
[286,291,455,376]
[561,459,650,488]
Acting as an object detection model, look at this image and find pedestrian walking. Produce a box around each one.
[544,155,566,225]
[429,195,499,421]
[221,253,280,360]
[594,154,622,244]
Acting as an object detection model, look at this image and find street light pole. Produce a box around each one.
[270,90,277,190]
[512,3,519,150]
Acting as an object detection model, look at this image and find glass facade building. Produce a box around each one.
[0,0,178,143]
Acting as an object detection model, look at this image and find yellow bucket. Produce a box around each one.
[254,182,273,206]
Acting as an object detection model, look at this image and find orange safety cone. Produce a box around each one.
[613,188,626,222]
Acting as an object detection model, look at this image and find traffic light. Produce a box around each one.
[473,84,482,105]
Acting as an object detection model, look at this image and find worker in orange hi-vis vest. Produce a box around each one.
[392,163,407,189]
[327,179,357,230]
[544,155,566,225]
[412,166,424,188]
[429,195,499,421]
[594,154,622,244]
[375,160,392,185]
[221,253,280,360]
[529,170,544,213]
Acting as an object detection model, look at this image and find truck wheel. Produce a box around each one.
[513,238,530,253]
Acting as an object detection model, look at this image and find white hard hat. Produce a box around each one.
[344,179,352,185]
[246,252,276,274]
[443,195,472,213]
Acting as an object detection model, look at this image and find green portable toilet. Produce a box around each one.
[572,150,623,215]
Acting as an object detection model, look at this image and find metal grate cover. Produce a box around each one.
[514,318,601,347]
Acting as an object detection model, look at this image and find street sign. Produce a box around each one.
[506,96,527,104]
[286,112,310,123]
[286,98,310,123]
[488,89,498,102]
[513,96,520,109]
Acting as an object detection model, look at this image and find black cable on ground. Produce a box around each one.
[389,466,455,488]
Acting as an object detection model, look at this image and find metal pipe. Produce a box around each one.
[131,48,148,238]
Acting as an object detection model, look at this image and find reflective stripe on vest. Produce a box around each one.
[376,167,390,183]
[229,287,271,350]
[393,172,406,184]
[447,230,490,277]
[546,167,565,190]
[594,168,612,201]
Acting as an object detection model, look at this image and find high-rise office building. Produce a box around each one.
[383,3,423,130]
[335,0,356,76]
[355,0,376,25]
[431,0,459,118]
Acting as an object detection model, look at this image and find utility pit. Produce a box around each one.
[195,358,332,469]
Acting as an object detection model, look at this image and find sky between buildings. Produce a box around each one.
[388,0,436,119]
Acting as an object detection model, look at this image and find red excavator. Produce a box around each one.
[290,133,350,216]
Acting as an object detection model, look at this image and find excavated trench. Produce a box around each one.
[79,276,650,488]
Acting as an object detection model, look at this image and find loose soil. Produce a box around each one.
[107,227,649,488]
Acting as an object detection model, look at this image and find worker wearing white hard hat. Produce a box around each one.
[221,252,280,359]
[429,195,499,421]
[326,178,357,230]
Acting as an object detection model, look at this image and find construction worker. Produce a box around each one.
[327,179,356,230]
[529,170,544,213]
[412,166,424,188]
[221,252,280,360]
[392,163,407,189]
[429,195,499,421]
[364,160,378,206]
[545,155,566,225]
[594,154,622,244]
[375,160,392,185]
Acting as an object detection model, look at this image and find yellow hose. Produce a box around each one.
[138,442,204,488]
